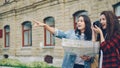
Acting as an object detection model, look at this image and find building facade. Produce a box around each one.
[0,0,120,67]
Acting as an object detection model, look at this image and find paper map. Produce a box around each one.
[62,38,100,57]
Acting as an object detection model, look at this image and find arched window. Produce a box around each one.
[22,21,32,47]
[4,25,10,47]
[44,17,55,46]
[73,10,88,29]
[4,0,10,4]
[5,0,9,3]
[113,2,120,19]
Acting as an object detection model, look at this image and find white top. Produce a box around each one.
[99,50,103,68]
[75,55,84,65]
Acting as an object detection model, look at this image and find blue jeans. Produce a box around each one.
[62,52,92,68]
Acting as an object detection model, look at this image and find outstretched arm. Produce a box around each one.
[33,20,55,34]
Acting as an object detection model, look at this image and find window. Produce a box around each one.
[113,2,120,19]
[4,25,10,47]
[4,0,10,4]
[22,21,32,47]
[0,30,3,38]
[73,10,88,29]
[4,0,16,4]
[44,17,55,46]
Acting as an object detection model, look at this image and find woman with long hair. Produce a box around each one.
[33,15,93,68]
[92,11,120,68]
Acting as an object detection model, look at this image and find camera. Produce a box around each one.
[93,21,102,29]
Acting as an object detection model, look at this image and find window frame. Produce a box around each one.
[4,0,10,4]
[22,21,32,47]
[113,2,120,19]
[4,25,10,47]
[0,30,3,38]
[44,16,55,46]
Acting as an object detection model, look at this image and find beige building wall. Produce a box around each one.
[0,0,120,67]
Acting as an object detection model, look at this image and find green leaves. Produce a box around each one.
[0,58,58,68]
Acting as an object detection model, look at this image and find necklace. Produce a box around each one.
[105,33,107,40]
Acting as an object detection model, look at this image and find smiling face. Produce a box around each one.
[77,16,85,32]
[100,14,107,29]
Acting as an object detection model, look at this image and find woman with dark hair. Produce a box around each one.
[73,15,92,68]
[75,15,92,40]
[33,15,93,68]
[92,11,120,68]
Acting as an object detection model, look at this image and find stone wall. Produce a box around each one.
[0,0,120,67]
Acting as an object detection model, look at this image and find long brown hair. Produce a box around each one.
[100,11,120,40]
[75,15,92,40]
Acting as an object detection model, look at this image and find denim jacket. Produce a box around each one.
[54,29,94,68]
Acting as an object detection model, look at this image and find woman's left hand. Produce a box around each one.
[92,25,105,42]
[80,55,91,61]
[92,25,102,34]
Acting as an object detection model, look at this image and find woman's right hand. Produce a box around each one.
[80,55,91,61]
[32,19,55,34]
[33,20,46,27]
